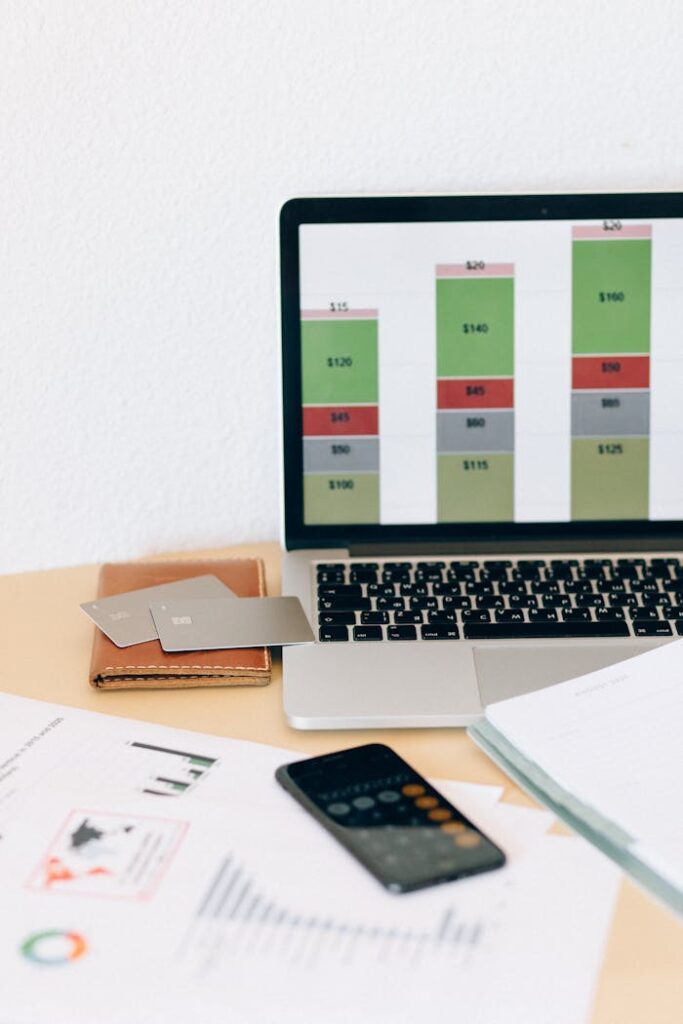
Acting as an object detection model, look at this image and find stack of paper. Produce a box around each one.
[469,640,683,916]
[0,693,620,1024]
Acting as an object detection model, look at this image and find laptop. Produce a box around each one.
[279,192,683,729]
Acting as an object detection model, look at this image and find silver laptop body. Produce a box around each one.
[279,193,683,729]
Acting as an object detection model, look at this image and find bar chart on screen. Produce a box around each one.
[571,223,652,520]
[436,262,515,522]
[301,308,380,524]
[298,218,683,526]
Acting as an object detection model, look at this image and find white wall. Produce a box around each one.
[1,0,681,572]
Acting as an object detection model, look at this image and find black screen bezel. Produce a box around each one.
[280,192,683,551]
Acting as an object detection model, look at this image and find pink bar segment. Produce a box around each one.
[436,263,514,278]
[301,309,378,320]
[572,224,652,240]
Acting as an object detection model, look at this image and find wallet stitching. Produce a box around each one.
[100,664,268,672]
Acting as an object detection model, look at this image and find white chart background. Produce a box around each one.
[301,219,683,524]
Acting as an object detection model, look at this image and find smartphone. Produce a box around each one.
[275,743,505,894]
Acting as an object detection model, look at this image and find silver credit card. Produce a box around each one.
[81,575,235,648]
[149,596,315,652]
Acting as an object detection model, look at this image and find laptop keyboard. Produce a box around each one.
[315,557,683,643]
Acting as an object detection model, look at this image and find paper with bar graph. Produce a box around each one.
[0,692,619,1024]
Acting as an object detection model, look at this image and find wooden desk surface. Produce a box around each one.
[1,541,681,1021]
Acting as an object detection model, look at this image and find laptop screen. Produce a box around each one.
[280,195,683,547]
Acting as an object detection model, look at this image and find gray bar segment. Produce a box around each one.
[571,391,650,437]
[437,410,514,453]
[303,437,379,472]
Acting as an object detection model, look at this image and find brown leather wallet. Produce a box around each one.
[89,559,271,690]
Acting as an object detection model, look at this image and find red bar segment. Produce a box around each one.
[437,378,514,410]
[303,405,379,436]
[572,355,650,390]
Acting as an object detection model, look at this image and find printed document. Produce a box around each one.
[0,692,619,1024]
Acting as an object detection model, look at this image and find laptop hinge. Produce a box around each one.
[349,536,683,557]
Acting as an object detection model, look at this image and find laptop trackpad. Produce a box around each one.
[474,644,650,706]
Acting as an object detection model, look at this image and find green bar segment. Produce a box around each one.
[302,319,378,404]
[304,473,380,525]
[437,278,514,378]
[437,454,514,522]
[572,239,651,355]
[571,438,649,520]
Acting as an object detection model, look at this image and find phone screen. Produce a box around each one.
[276,743,505,893]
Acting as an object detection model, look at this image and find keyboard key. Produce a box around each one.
[499,581,527,596]
[531,581,561,594]
[318,611,356,626]
[462,609,491,622]
[421,625,460,640]
[415,568,444,582]
[417,561,446,570]
[632,621,673,637]
[596,607,625,620]
[562,608,591,621]
[448,566,476,581]
[387,625,417,641]
[565,580,593,593]
[360,611,389,625]
[400,583,428,596]
[476,595,505,609]
[496,610,525,623]
[630,579,659,593]
[662,606,683,620]
[542,594,571,608]
[442,595,472,609]
[353,626,383,641]
[319,626,349,642]
[318,584,362,597]
[394,610,423,624]
[409,596,438,610]
[384,562,411,570]
[382,569,411,583]
[318,596,371,611]
[508,594,538,608]
[427,611,457,624]
[641,591,671,605]
[317,563,345,572]
[676,621,683,635]
[575,594,605,608]
[350,570,377,584]
[367,583,395,597]
[351,562,379,571]
[627,607,658,620]
[317,570,346,584]
[433,581,462,595]
[466,581,494,595]
[376,597,405,611]
[464,621,630,640]
[529,608,558,622]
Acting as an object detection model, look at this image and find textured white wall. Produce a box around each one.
[1,0,681,572]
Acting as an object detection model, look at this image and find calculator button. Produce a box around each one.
[440,820,466,835]
[415,795,438,809]
[455,830,481,848]
[327,802,350,816]
[352,796,375,810]
[377,790,400,803]
[401,784,425,797]
[428,808,452,822]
